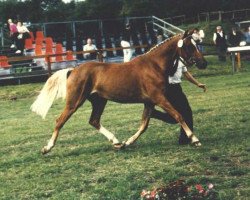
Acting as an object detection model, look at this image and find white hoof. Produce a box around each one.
[192,141,202,147]
[41,146,53,154]
[41,146,49,154]
[113,141,126,150]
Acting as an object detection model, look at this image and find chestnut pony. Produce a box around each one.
[31,30,207,154]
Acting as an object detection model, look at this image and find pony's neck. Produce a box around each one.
[145,35,181,72]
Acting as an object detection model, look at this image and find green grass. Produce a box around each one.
[0,56,249,200]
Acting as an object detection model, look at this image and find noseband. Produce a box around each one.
[179,56,196,67]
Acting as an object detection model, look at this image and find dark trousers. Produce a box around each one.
[10,32,18,45]
[216,46,227,61]
[152,84,193,143]
[85,52,97,60]
[16,38,25,52]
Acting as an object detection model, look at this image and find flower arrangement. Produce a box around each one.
[140,180,217,200]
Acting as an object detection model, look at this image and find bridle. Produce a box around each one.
[177,34,200,67]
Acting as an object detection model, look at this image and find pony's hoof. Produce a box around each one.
[192,141,202,147]
[113,142,126,150]
[41,147,50,155]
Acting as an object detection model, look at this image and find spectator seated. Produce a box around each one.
[0,56,11,75]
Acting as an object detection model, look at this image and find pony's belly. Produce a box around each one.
[90,90,144,103]
[107,97,144,104]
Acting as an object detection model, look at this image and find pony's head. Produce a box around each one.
[176,30,207,69]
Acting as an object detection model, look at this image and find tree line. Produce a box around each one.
[0,0,249,24]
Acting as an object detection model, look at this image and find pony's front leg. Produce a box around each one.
[116,104,153,149]
[155,95,201,146]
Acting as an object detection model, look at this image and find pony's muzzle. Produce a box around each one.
[196,59,207,69]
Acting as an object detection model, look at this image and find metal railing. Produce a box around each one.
[0,44,148,84]
[152,16,184,36]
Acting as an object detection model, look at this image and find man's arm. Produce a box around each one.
[183,71,207,92]
[213,33,217,45]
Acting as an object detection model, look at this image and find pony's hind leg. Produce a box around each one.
[42,86,88,154]
[88,95,120,145]
[117,103,153,149]
[42,105,80,154]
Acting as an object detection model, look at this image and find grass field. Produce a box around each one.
[0,56,249,200]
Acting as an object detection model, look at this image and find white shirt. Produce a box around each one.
[199,30,205,38]
[168,61,187,84]
[83,44,97,52]
[83,43,97,59]
[17,25,29,33]
[192,30,205,43]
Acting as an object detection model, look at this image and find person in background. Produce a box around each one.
[156,29,164,44]
[244,26,250,45]
[121,23,133,62]
[213,26,227,62]
[16,21,30,54]
[83,38,97,59]
[151,60,207,145]
[8,19,18,49]
[228,27,243,47]
[192,28,205,52]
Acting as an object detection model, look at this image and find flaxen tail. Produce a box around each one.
[31,68,73,119]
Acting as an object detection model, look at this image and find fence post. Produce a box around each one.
[72,22,76,41]
[152,16,155,30]
[99,20,104,38]
[1,26,4,47]
[97,50,104,62]
[237,53,241,69]
[42,23,46,37]
[47,55,52,77]
[219,11,222,21]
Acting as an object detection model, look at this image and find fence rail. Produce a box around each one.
[198,9,250,24]
[0,44,148,84]
[155,9,250,26]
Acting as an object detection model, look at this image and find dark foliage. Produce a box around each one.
[0,0,249,23]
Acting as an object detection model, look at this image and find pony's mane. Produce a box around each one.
[146,33,182,54]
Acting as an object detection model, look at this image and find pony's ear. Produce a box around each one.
[183,29,195,39]
[182,30,189,39]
